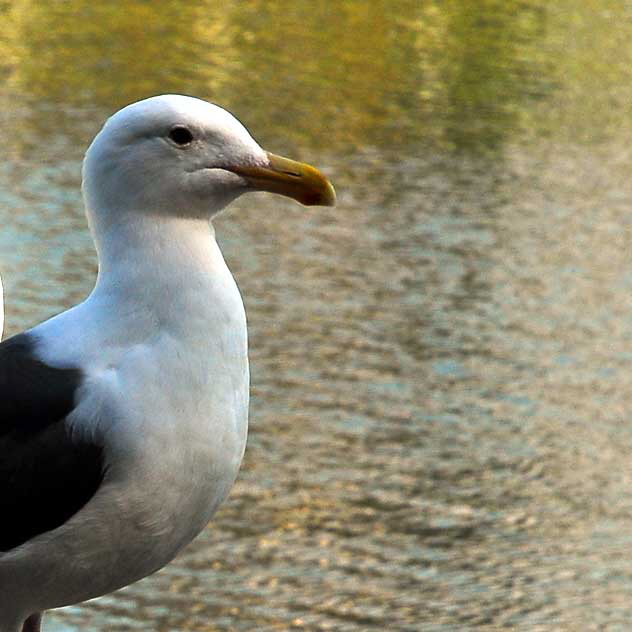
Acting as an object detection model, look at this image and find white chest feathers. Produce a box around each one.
[36,227,250,559]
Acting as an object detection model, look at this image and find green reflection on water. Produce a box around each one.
[0,0,549,154]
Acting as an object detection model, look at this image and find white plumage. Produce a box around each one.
[0,95,334,632]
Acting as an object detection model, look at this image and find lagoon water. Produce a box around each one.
[2,2,632,630]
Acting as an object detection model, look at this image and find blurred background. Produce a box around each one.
[1,1,632,630]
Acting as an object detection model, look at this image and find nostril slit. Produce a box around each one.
[282,170,301,177]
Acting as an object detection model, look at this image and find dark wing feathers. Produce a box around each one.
[0,333,105,551]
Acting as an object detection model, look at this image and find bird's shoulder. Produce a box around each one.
[0,331,82,433]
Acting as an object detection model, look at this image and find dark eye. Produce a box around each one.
[168,126,194,146]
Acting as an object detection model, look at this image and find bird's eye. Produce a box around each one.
[168,126,194,146]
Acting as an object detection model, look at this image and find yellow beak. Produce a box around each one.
[229,152,336,207]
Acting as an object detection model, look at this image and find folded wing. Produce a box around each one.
[0,333,105,551]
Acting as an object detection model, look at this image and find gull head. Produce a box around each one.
[82,94,335,224]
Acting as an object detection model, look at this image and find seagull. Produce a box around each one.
[0,94,335,632]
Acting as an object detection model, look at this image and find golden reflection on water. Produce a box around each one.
[3,1,632,630]
[0,0,549,152]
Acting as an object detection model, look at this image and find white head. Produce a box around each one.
[82,95,335,231]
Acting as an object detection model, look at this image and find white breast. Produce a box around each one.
[18,222,250,606]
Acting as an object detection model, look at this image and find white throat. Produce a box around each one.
[36,208,247,381]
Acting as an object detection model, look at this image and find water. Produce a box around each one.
[1,1,632,629]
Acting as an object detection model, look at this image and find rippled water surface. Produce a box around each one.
[3,1,632,630]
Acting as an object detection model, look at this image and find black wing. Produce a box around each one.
[0,333,105,551]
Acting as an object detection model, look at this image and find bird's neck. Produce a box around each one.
[88,211,239,328]
[93,211,215,277]
[32,209,246,376]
